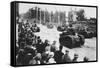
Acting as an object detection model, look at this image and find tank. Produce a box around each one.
[59,33,85,48]
[78,30,94,38]
[31,24,40,32]
[47,24,54,29]
[57,26,66,32]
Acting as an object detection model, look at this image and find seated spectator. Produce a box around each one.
[19,42,26,49]
[29,53,41,65]
[36,41,45,53]
[22,53,33,65]
[16,49,25,65]
[24,46,36,57]
[41,51,50,64]
[46,52,56,64]
[45,44,51,52]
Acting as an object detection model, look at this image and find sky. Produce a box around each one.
[19,3,96,19]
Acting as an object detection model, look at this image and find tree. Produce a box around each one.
[59,12,66,25]
[76,9,86,21]
[23,8,36,19]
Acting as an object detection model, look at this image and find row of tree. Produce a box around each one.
[22,7,97,25]
[23,7,66,25]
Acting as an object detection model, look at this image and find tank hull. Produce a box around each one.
[59,34,85,48]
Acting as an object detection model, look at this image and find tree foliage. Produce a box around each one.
[76,9,86,21]
[23,7,66,25]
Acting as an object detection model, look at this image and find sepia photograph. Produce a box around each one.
[15,2,97,66]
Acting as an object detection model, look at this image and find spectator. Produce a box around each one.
[29,53,41,65]
[22,53,33,65]
[41,51,50,64]
[47,52,56,64]
[72,53,79,62]
[45,40,51,52]
[16,49,25,65]
[83,56,89,62]
[62,50,72,63]
[51,41,57,52]
[54,45,64,63]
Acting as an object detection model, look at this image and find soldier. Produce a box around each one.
[31,25,35,32]
[50,41,57,52]
[26,34,33,45]
[46,52,56,64]
[45,40,51,52]
[67,24,75,35]
[29,53,41,65]
[22,53,33,65]
[83,56,89,62]
[36,40,45,53]
[24,46,36,57]
[18,19,24,33]
[16,48,25,65]
[72,53,79,62]
[54,45,64,63]
[62,50,72,63]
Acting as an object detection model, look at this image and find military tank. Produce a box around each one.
[57,25,67,32]
[78,29,94,38]
[31,24,40,32]
[59,31,85,49]
[47,23,54,29]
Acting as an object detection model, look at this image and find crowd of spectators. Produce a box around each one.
[16,19,89,65]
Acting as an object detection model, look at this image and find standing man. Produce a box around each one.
[54,45,64,63]
[72,53,79,62]
[62,50,72,63]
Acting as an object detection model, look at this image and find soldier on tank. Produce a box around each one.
[67,24,76,35]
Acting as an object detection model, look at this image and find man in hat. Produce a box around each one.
[46,52,56,64]
[54,45,64,63]
[67,24,75,35]
[62,50,72,63]
[72,53,79,62]
[83,56,89,62]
